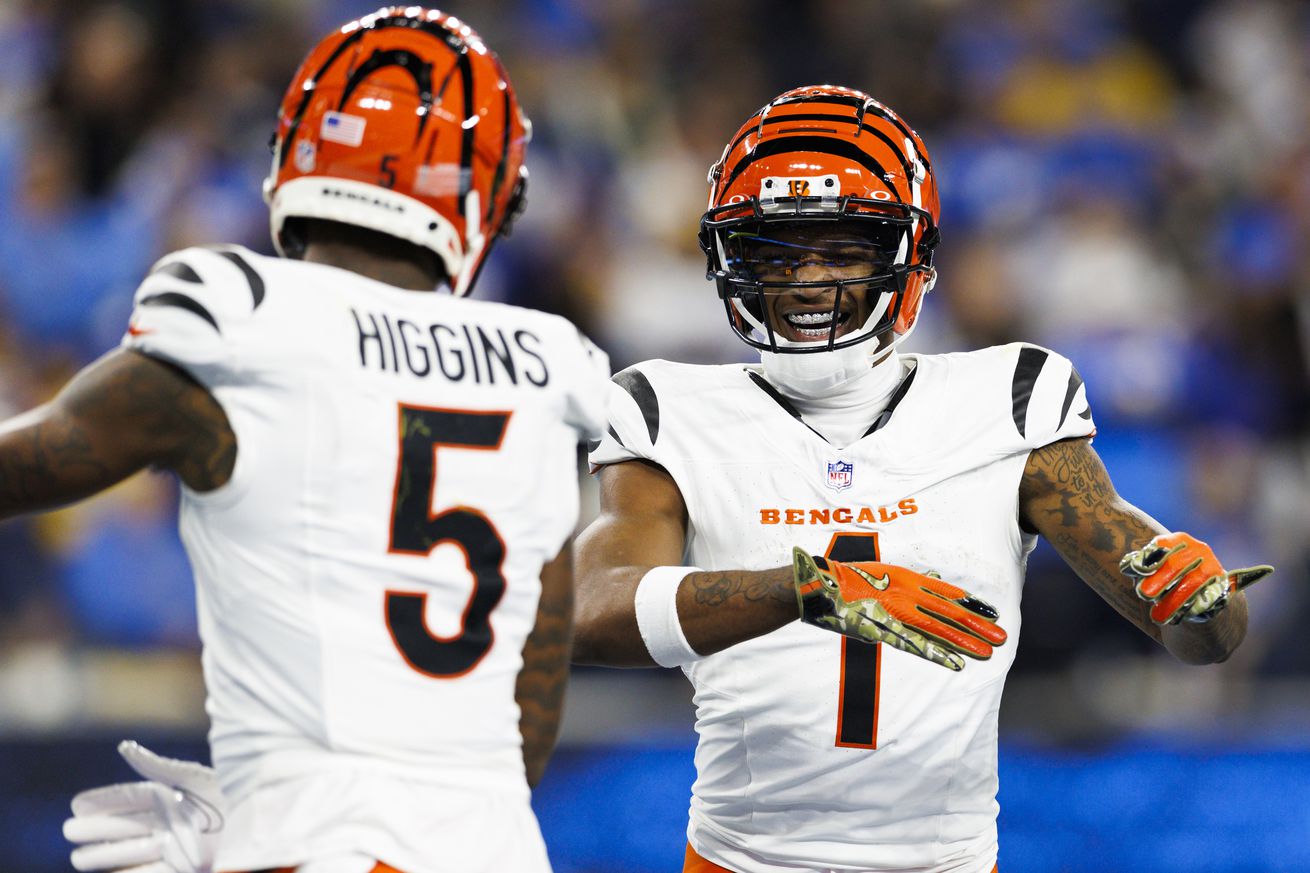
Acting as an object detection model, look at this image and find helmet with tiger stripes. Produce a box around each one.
[264,6,531,295]
[698,85,940,353]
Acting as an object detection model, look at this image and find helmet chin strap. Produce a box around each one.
[760,341,898,399]
[453,190,484,297]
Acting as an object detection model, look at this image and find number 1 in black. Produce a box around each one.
[825,532,881,749]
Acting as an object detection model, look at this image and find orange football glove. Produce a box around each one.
[792,548,1008,672]
[1119,532,1274,626]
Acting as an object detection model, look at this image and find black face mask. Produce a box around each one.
[699,191,941,353]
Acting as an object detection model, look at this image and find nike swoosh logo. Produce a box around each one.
[850,566,891,590]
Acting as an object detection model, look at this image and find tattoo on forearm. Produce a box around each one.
[1025,438,1245,661]
[159,370,237,490]
[516,578,572,785]
[0,351,235,516]
[689,572,792,609]
[672,567,797,656]
[1023,439,1163,640]
[0,414,112,513]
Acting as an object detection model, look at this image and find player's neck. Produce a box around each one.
[785,352,902,412]
[774,352,906,448]
[302,241,444,292]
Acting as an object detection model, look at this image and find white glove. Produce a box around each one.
[63,740,223,873]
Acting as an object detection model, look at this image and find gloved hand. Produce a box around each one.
[792,547,1008,671]
[63,740,223,873]
[1120,531,1274,625]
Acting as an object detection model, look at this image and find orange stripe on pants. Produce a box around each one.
[683,843,999,873]
[683,843,737,873]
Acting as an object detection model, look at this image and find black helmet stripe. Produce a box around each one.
[278,28,369,170]
[277,16,470,170]
[336,49,435,141]
[424,59,464,163]
[485,87,512,223]
[721,134,899,202]
[799,94,932,175]
[723,113,919,187]
[455,47,474,199]
[855,124,919,185]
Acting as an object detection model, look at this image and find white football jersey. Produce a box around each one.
[122,246,610,873]
[590,345,1095,873]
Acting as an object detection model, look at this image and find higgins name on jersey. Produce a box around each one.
[121,243,609,873]
[351,307,552,386]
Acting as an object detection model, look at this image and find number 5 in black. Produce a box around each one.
[379,154,398,188]
[386,404,511,678]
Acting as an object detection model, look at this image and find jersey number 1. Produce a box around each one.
[385,404,511,678]
[825,531,882,749]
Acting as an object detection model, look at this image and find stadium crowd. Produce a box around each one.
[0,0,1307,738]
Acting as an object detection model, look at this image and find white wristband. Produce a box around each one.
[634,566,703,668]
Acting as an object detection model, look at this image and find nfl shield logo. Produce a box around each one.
[294,140,316,173]
[826,460,854,492]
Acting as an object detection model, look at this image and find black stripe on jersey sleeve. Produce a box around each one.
[139,292,220,333]
[215,249,266,309]
[613,370,660,446]
[1057,366,1086,430]
[151,261,203,284]
[1011,346,1049,438]
[605,424,626,450]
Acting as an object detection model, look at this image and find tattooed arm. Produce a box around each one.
[516,541,574,786]
[0,348,236,519]
[1019,437,1247,664]
[572,459,794,667]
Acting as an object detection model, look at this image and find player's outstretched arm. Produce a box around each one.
[572,460,795,667]
[1019,437,1268,665]
[516,542,574,787]
[0,349,234,519]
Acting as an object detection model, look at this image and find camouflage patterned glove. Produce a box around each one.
[792,547,1008,671]
[1120,532,1274,625]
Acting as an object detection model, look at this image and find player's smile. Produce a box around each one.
[735,225,885,346]
[768,282,873,344]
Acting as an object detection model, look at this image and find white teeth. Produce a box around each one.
[786,312,834,325]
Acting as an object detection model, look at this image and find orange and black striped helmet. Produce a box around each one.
[264,7,531,295]
[699,85,940,353]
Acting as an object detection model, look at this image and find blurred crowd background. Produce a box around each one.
[1,0,1307,870]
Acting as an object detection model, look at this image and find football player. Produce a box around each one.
[4,8,610,873]
[55,85,1276,873]
[572,86,1274,873]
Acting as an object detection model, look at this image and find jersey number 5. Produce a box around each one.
[825,531,882,749]
[385,404,511,678]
